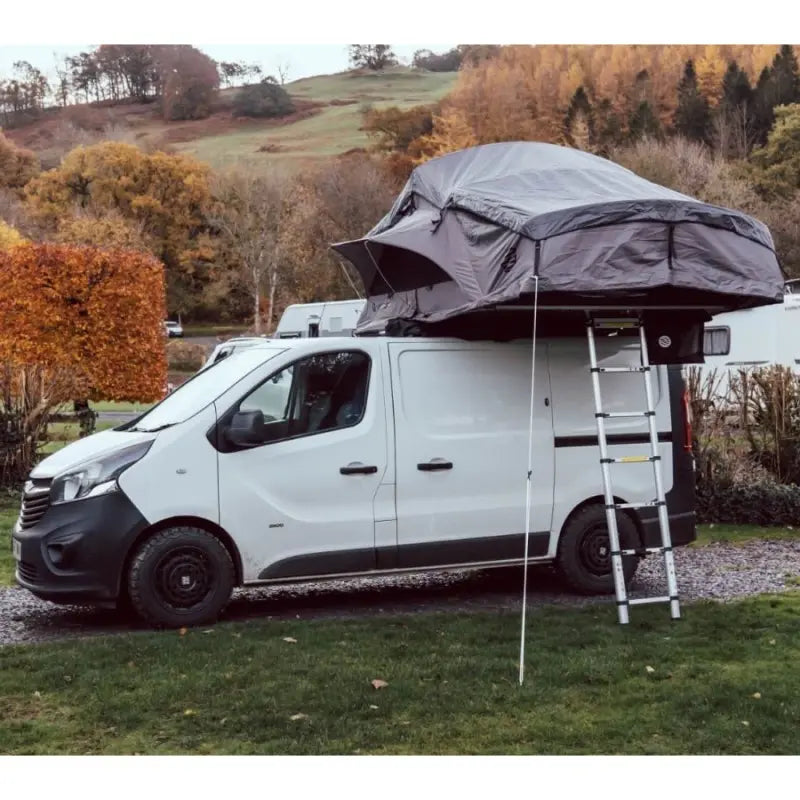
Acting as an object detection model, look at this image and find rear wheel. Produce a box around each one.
[556,504,640,594]
[127,527,235,627]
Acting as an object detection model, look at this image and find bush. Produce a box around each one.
[412,48,463,72]
[697,481,800,526]
[166,340,207,372]
[232,80,294,119]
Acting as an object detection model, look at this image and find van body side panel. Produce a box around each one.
[548,338,675,550]
[389,341,554,567]
[216,342,388,582]
[119,404,220,526]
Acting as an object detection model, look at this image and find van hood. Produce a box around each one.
[30,429,157,480]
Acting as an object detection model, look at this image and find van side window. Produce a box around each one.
[703,326,730,356]
[233,351,370,446]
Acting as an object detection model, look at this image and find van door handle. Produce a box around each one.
[340,462,378,475]
[417,459,453,471]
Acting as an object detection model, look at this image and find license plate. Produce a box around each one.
[12,538,21,561]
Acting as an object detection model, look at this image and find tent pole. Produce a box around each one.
[519,275,540,686]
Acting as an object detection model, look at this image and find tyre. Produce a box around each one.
[127,526,235,627]
[556,504,640,594]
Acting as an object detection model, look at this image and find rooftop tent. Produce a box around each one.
[332,142,785,347]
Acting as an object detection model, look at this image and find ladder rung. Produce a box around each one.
[628,596,675,606]
[590,366,650,373]
[596,411,655,419]
[591,318,642,330]
[617,546,672,556]
[601,455,660,464]
[607,501,666,510]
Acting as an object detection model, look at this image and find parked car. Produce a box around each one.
[164,320,183,338]
[12,333,695,628]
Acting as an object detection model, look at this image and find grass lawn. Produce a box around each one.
[0,492,18,586]
[0,593,798,754]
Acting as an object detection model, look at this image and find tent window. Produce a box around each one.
[703,326,730,356]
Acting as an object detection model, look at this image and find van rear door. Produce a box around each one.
[388,341,554,568]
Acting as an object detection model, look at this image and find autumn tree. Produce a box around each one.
[281,154,396,308]
[673,59,711,143]
[0,244,167,483]
[24,141,212,315]
[154,45,220,121]
[209,170,294,333]
[0,219,24,249]
[348,45,397,71]
[0,132,39,191]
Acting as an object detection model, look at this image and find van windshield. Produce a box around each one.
[128,347,285,432]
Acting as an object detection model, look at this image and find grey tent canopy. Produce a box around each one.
[332,142,784,340]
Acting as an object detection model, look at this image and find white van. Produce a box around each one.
[274,299,365,339]
[12,334,695,627]
[700,282,800,394]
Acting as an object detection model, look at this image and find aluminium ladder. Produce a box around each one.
[586,317,681,624]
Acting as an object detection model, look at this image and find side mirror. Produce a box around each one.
[226,410,266,447]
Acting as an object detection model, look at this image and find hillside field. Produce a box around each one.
[6,67,457,173]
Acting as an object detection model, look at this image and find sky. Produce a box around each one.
[0,44,457,84]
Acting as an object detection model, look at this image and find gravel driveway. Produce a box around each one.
[1,538,798,647]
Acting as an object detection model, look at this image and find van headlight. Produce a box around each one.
[50,441,153,505]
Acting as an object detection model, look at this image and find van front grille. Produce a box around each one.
[19,479,52,529]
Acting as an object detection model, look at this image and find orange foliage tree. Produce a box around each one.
[416,45,793,159]
[0,243,167,403]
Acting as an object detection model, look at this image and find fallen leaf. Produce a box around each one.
[63,675,72,682]
[769,639,776,645]
[33,691,41,699]
[179,627,188,637]
[290,713,308,721]
[752,692,762,699]
[202,629,214,634]
[371,679,389,690]
[645,666,655,674]
[742,720,750,727]
[183,709,196,716]
[224,672,233,680]
[283,637,298,643]
[232,633,241,639]
[127,661,136,669]
[221,718,227,725]
[369,704,379,710]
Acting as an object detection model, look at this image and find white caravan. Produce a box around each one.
[13,334,695,627]
[274,299,365,339]
[700,282,800,393]
[200,300,367,370]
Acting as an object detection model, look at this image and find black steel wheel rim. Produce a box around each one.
[579,523,612,576]
[154,546,215,610]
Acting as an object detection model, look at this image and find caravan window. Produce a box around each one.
[703,326,730,356]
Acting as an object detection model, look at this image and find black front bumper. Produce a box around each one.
[11,489,148,604]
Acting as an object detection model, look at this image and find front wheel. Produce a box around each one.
[127,527,235,627]
[556,504,640,594]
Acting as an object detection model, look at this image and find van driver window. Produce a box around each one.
[236,351,370,444]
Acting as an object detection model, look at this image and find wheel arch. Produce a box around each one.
[557,495,645,552]
[120,516,244,597]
